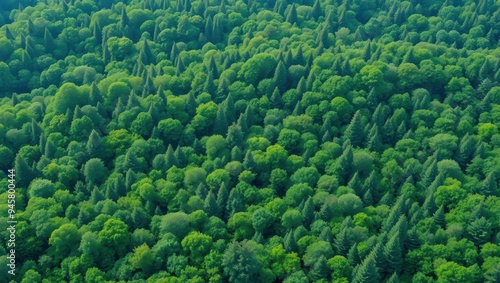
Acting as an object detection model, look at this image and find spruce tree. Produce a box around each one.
[86,130,105,159]
[213,105,229,135]
[344,111,364,147]
[433,205,446,228]
[384,232,403,275]
[273,61,288,93]
[352,255,378,283]
[480,171,497,196]
[165,145,178,169]
[270,87,284,109]
[204,190,219,216]
[308,256,328,281]
[467,217,492,246]
[334,228,351,256]
[348,243,361,266]
[302,197,315,228]
[318,227,333,243]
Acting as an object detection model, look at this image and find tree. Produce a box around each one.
[238,53,277,86]
[49,223,79,257]
[467,217,492,246]
[52,83,89,114]
[223,240,261,283]
[98,219,131,257]
[129,243,154,274]
[352,255,378,283]
[384,232,403,275]
[435,262,482,283]
[181,232,213,265]
[28,179,56,198]
[84,158,107,185]
[159,212,191,239]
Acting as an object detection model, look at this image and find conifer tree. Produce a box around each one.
[480,171,497,196]
[367,124,383,152]
[308,256,328,281]
[204,190,219,216]
[433,205,446,228]
[348,172,363,196]
[213,105,229,135]
[243,150,256,171]
[216,183,229,219]
[90,187,105,204]
[86,130,104,159]
[270,87,284,109]
[352,255,378,283]
[384,232,402,275]
[273,61,288,93]
[312,0,322,19]
[284,229,297,252]
[124,151,142,172]
[165,145,178,169]
[334,228,351,256]
[319,226,333,243]
[344,110,364,147]
[302,197,315,228]
[467,217,492,246]
[285,4,298,24]
[386,272,399,283]
[348,243,360,266]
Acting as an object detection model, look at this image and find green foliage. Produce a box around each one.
[3,0,500,281]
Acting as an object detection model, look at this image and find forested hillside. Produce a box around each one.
[1,0,500,282]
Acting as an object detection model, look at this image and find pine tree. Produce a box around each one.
[344,111,364,147]
[384,232,402,275]
[216,183,229,219]
[308,256,328,281]
[480,171,497,196]
[15,155,33,187]
[285,4,298,24]
[433,205,446,228]
[213,105,229,135]
[312,0,322,19]
[204,190,219,216]
[208,55,218,78]
[90,187,105,204]
[334,228,351,256]
[5,26,14,40]
[270,87,284,109]
[367,124,383,152]
[352,255,378,283]
[406,227,421,250]
[302,197,315,228]
[348,172,363,197]
[284,230,297,252]
[174,146,187,168]
[273,61,288,93]
[469,202,486,222]
[318,227,333,243]
[363,41,371,61]
[243,150,256,171]
[387,272,399,283]
[124,151,142,172]
[467,217,492,246]
[43,28,56,51]
[484,263,500,283]
[165,145,178,169]
[86,130,105,159]
[348,243,360,266]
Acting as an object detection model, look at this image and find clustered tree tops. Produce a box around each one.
[0,0,500,282]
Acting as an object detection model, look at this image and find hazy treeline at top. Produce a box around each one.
[0,0,500,282]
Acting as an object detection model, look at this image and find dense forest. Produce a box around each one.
[0,0,500,282]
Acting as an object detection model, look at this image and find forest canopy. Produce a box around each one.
[0,0,500,282]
